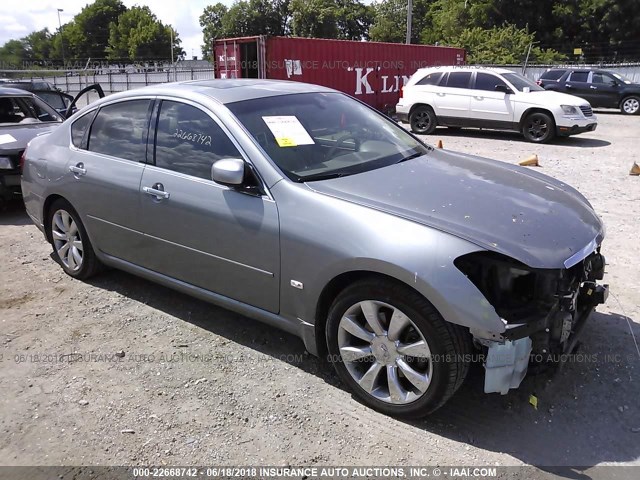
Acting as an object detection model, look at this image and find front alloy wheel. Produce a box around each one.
[338,300,433,404]
[327,280,471,417]
[522,112,555,143]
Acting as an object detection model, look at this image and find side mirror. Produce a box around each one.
[495,84,513,94]
[211,158,245,186]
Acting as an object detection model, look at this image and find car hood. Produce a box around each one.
[517,90,590,106]
[0,124,60,154]
[306,150,604,269]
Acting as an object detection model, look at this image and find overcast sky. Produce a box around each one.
[0,0,231,59]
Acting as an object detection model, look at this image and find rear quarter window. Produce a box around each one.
[71,111,96,148]
[416,72,443,86]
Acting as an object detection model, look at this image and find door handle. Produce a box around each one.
[566,84,573,88]
[590,86,597,89]
[69,163,86,176]
[436,92,445,96]
[474,96,484,100]
[143,184,170,200]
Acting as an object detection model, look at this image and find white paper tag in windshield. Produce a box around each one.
[0,134,17,145]
[262,116,314,148]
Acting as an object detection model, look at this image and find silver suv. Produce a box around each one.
[396,67,597,143]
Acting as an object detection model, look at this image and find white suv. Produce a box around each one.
[396,67,597,143]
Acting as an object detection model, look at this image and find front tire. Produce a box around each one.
[409,106,437,135]
[621,96,640,115]
[47,199,101,279]
[522,112,555,143]
[326,279,471,417]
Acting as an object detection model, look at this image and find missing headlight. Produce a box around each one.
[454,251,560,323]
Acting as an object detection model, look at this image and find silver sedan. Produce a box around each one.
[21,80,608,416]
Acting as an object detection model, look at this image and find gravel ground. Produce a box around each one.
[0,111,639,476]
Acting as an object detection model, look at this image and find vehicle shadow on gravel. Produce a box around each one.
[87,270,639,473]
[406,310,640,475]
[86,269,341,385]
[429,128,611,148]
[0,199,31,226]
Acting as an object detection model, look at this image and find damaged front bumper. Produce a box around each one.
[456,247,608,395]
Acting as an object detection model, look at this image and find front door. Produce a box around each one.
[589,72,621,108]
[468,72,515,127]
[138,99,280,313]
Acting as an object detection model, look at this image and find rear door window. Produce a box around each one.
[153,100,242,181]
[88,100,151,160]
[446,72,472,89]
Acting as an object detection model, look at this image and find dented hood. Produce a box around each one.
[307,149,604,269]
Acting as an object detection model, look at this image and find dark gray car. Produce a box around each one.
[21,80,608,416]
[0,87,62,203]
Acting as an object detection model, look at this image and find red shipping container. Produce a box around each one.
[213,36,465,113]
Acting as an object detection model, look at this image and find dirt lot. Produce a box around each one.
[1,111,639,476]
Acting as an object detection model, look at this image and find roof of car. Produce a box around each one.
[415,66,514,75]
[101,79,337,105]
[0,86,37,97]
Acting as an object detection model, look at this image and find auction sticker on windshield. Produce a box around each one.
[262,116,315,147]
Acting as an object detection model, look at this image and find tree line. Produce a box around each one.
[0,0,183,68]
[200,0,640,63]
[1,0,638,68]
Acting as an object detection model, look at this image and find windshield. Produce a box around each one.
[611,73,632,84]
[226,92,430,182]
[0,95,61,125]
[502,72,544,92]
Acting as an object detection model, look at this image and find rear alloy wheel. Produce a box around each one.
[522,112,555,143]
[326,280,470,417]
[409,106,437,135]
[48,199,101,279]
[621,96,640,115]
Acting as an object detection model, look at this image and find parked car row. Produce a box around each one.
[19,78,608,417]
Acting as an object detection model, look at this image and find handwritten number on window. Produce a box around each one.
[173,128,212,146]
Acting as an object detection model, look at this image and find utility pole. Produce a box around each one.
[57,8,66,67]
[406,0,413,44]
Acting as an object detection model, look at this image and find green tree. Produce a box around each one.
[107,6,183,60]
[62,0,128,59]
[200,3,229,59]
[0,39,27,68]
[369,0,432,43]
[290,0,370,39]
[22,29,53,62]
[454,25,565,64]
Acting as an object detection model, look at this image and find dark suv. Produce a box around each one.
[537,68,640,115]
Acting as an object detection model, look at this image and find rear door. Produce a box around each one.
[468,72,515,127]
[432,71,472,124]
[137,99,280,313]
[63,98,152,262]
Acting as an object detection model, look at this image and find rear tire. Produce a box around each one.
[522,112,555,143]
[409,106,437,135]
[47,199,101,280]
[620,96,640,115]
[326,279,471,417]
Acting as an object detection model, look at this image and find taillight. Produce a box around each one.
[19,149,27,174]
[399,87,403,99]
[535,80,542,86]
